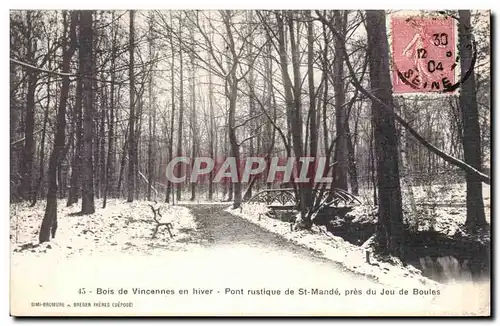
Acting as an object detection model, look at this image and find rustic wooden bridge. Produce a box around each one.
[247,187,361,212]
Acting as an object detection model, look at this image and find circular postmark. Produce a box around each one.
[391,11,477,94]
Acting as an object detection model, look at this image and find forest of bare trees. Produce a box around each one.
[10,10,490,259]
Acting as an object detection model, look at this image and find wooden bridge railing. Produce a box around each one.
[247,187,361,210]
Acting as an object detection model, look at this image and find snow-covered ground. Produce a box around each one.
[10,199,201,257]
[225,182,490,302]
[409,183,491,236]
[358,183,491,237]
[359,183,490,212]
[227,203,438,288]
[10,199,205,316]
[178,200,231,205]
[226,203,490,315]
[9,199,489,316]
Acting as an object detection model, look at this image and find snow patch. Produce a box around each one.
[10,199,201,261]
[227,203,441,289]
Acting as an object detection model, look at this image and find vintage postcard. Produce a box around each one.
[9,9,491,316]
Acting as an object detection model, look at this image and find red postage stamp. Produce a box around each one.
[391,16,456,94]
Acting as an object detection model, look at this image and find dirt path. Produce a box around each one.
[184,203,379,286]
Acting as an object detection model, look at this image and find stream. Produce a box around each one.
[311,208,490,283]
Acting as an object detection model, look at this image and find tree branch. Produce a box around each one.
[316,10,490,185]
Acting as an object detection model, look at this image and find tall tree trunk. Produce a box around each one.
[189,30,197,201]
[31,50,51,207]
[147,102,154,202]
[398,100,418,219]
[222,11,242,209]
[332,10,348,191]
[207,53,215,201]
[263,37,276,190]
[117,127,128,197]
[10,61,20,201]
[307,10,318,176]
[245,10,256,199]
[67,66,83,206]
[80,10,96,215]
[370,123,377,204]
[176,20,184,202]
[103,11,116,208]
[226,122,233,202]
[134,94,143,200]
[366,10,404,257]
[127,10,136,203]
[228,90,241,209]
[346,123,359,195]
[99,82,106,199]
[21,12,37,201]
[97,19,107,200]
[147,16,155,202]
[322,16,330,155]
[39,11,77,242]
[459,10,486,230]
[103,86,114,207]
[165,13,176,203]
[287,13,311,227]
[57,163,64,199]
[92,17,100,199]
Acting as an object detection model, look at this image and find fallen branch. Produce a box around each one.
[11,129,43,146]
[139,170,159,200]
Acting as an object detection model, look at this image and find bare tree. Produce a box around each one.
[365,10,404,256]
[67,68,83,206]
[189,28,198,201]
[127,10,136,203]
[175,14,185,202]
[459,10,487,230]
[20,12,38,202]
[80,10,96,214]
[165,12,176,204]
[147,13,156,202]
[332,10,348,191]
[39,11,77,242]
[103,11,118,208]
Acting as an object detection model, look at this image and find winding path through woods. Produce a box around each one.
[12,202,478,316]
[183,203,379,287]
